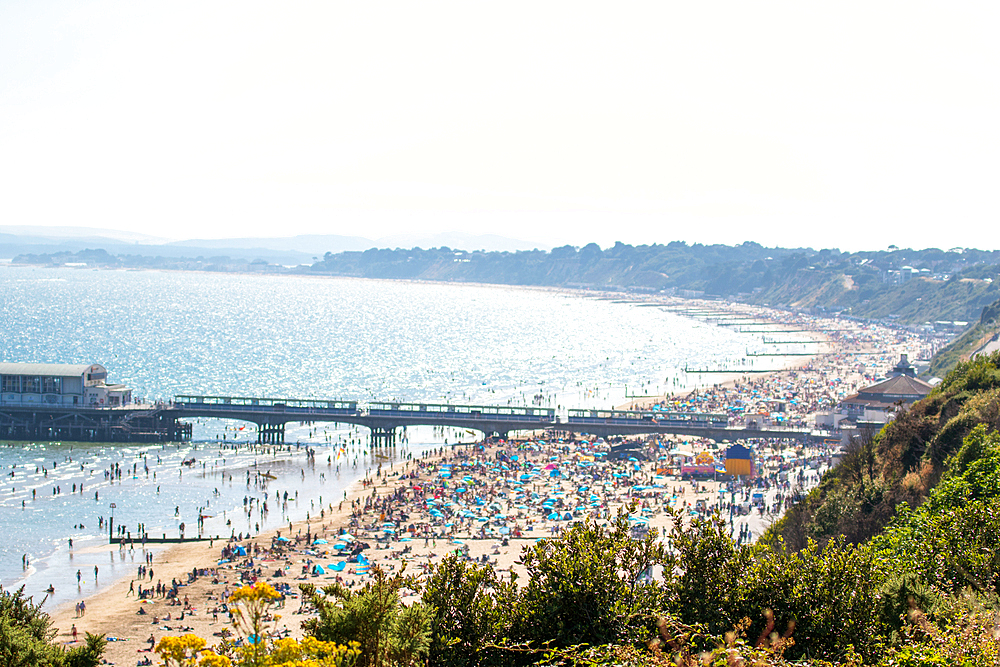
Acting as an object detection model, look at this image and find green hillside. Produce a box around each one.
[766,351,1000,550]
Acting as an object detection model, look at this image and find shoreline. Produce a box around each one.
[46,453,396,656]
[618,307,832,412]
[22,295,932,664]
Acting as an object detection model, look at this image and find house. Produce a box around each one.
[816,354,932,429]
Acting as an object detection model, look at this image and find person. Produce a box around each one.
[94,565,98,581]
[76,569,81,585]
[128,580,135,596]
[71,624,77,642]
[147,634,155,650]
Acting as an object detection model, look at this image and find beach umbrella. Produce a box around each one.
[330,562,347,572]
[313,539,328,545]
[274,536,290,543]
[338,533,356,542]
[547,512,560,520]
[333,543,347,551]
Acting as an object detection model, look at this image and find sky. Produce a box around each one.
[1,2,997,251]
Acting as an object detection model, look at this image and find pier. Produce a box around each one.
[0,395,822,444]
[0,392,823,446]
[169,395,820,443]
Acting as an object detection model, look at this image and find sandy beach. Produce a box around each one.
[45,303,933,666]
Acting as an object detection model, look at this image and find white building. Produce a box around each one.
[0,363,132,407]
[816,354,932,429]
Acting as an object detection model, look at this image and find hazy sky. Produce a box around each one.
[1,2,997,250]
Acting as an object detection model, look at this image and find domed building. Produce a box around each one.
[824,354,932,429]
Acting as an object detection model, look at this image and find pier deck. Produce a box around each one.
[0,395,825,444]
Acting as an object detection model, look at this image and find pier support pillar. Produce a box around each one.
[257,423,285,445]
[370,426,396,448]
[257,423,286,445]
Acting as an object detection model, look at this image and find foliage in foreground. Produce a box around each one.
[0,586,105,667]
[301,567,431,667]
[156,583,360,667]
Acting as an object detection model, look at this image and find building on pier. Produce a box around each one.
[0,362,132,407]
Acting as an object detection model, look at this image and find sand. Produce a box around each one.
[46,304,928,666]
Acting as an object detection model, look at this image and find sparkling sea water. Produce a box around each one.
[0,265,759,608]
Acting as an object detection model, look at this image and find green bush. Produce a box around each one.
[0,586,105,667]
[421,554,517,667]
[514,511,671,649]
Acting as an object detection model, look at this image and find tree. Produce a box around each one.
[301,564,432,667]
[515,511,671,649]
[421,554,517,667]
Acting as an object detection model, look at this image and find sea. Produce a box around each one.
[0,265,783,609]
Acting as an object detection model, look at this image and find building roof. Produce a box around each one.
[858,374,933,400]
[0,363,102,377]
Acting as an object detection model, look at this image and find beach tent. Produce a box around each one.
[313,565,325,575]
[330,561,347,572]
[233,546,247,556]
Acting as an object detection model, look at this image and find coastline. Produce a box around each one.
[618,304,833,413]
[47,457,387,658]
[19,290,931,665]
